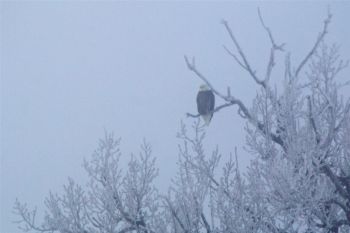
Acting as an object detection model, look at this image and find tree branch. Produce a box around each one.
[119,226,137,233]
[325,199,349,219]
[257,8,285,51]
[258,8,285,84]
[164,197,188,233]
[307,96,321,144]
[335,100,350,132]
[295,11,332,77]
[186,102,234,118]
[321,165,350,200]
[13,200,55,233]
[223,45,247,70]
[201,213,211,233]
[185,56,230,101]
[222,19,266,88]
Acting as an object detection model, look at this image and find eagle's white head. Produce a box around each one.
[199,84,210,91]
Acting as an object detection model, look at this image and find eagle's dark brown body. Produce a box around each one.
[197,89,215,125]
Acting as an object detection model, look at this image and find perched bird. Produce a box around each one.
[197,84,215,125]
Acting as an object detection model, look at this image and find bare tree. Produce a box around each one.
[165,121,249,233]
[14,133,164,233]
[184,8,350,233]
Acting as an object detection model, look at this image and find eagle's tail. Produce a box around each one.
[201,114,213,126]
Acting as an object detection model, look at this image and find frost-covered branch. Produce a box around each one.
[13,201,55,232]
[307,96,321,144]
[14,178,89,233]
[222,20,266,88]
[14,134,162,233]
[258,8,285,84]
[295,11,332,77]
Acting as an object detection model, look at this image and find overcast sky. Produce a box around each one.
[1,1,350,233]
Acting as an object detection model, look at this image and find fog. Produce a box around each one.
[1,2,350,233]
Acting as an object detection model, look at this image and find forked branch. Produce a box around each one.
[222,20,266,88]
[258,8,285,83]
[257,8,285,51]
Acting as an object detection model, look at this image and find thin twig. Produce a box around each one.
[223,45,247,70]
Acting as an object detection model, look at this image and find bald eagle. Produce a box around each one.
[197,84,215,125]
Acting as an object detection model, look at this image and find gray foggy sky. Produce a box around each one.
[1,2,350,233]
